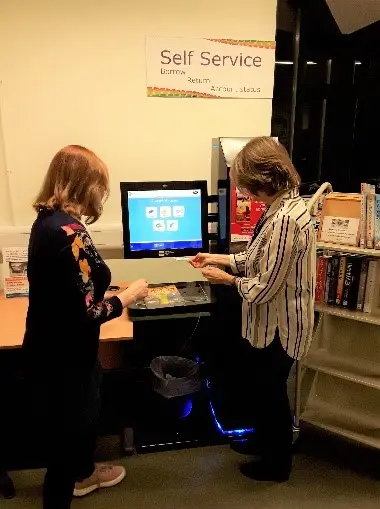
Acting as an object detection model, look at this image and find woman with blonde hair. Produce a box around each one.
[191,137,315,482]
[23,145,148,508]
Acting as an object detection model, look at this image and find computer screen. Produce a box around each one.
[120,181,208,258]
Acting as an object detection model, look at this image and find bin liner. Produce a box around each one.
[150,356,201,399]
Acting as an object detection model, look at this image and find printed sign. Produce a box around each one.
[230,184,266,242]
[320,216,360,246]
[2,247,29,298]
[146,37,276,99]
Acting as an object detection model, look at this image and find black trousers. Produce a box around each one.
[204,321,294,466]
[234,331,295,465]
[29,361,102,509]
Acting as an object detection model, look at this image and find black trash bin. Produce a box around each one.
[150,356,201,419]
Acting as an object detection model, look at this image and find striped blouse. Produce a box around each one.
[230,188,316,360]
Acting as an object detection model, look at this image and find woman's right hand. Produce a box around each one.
[190,253,232,269]
[189,253,216,269]
[117,279,149,308]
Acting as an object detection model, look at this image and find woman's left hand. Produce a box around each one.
[202,267,235,285]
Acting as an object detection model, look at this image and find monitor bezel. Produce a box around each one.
[120,180,209,259]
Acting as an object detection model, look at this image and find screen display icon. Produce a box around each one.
[173,206,185,218]
[167,220,178,232]
[160,206,171,218]
[153,220,165,232]
[146,206,157,218]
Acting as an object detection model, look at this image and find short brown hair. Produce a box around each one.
[231,137,300,197]
[34,145,109,224]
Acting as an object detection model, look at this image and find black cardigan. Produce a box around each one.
[23,209,122,373]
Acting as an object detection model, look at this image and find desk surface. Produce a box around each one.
[0,286,133,349]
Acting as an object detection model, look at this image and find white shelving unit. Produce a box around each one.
[316,242,380,257]
[299,242,380,450]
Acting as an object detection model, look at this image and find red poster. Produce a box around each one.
[230,183,266,243]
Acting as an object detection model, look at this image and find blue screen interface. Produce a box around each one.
[127,189,203,252]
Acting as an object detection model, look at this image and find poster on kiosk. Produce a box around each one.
[212,137,268,253]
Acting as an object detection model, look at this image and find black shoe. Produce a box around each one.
[0,472,16,499]
[230,439,261,456]
[239,460,291,482]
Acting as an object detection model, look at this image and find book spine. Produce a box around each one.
[328,256,340,305]
[315,256,328,302]
[347,257,363,310]
[363,260,378,313]
[324,258,332,303]
[366,185,375,249]
[360,183,368,249]
[356,258,369,311]
[336,256,347,306]
[342,257,354,308]
[375,194,380,249]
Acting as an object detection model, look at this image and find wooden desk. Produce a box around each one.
[0,288,133,350]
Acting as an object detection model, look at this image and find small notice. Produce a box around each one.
[320,216,360,246]
[2,247,29,298]
[230,184,266,242]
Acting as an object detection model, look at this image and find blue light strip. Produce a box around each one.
[202,371,254,438]
[209,399,254,438]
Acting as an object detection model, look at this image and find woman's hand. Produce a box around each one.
[190,253,231,269]
[117,279,149,308]
[202,267,236,286]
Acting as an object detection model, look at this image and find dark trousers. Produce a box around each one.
[235,332,295,466]
[29,361,102,509]
[204,320,294,466]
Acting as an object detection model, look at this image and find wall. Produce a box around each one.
[0,0,277,228]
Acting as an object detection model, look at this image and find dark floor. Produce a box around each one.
[5,436,380,509]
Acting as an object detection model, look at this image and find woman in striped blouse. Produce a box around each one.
[191,137,315,482]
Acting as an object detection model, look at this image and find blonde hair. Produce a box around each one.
[33,145,109,224]
[231,137,300,197]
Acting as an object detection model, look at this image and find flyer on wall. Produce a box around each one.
[230,184,266,242]
[2,247,29,298]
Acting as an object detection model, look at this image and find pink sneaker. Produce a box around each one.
[73,464,126,497]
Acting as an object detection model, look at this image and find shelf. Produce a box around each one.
[301,400,380,450]
[315,303,380,325]
[303,350,380,390]
[316,242,380,257]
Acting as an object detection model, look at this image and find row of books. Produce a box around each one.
[316,252,380,313]
[360,183,380,249]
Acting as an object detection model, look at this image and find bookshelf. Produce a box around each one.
[316,242,380,257]
[314,303,380,325]
[299,241,380,451]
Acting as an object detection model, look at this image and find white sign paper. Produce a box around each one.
[146,37,276,99]
[320,216,360,246]
[2,247,29,298]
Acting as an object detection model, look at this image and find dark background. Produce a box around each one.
[271,0,380,193]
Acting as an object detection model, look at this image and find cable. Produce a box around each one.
[177,314,202,356]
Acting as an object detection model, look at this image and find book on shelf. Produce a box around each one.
[315,255,328,302]
[360,183,368,248]
[315,251,380,314]
[324,256,333,303]
[375,194,380,249]
[342,256,362,310]
[363,260,379,314]
[366,185,376,249]
[336,256,347,306]
[327,256,340,305]
[356,258,369,311]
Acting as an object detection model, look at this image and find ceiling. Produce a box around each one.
[326,0,380,34]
